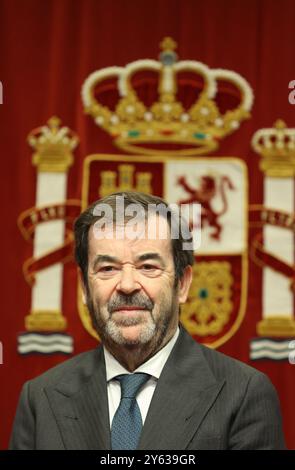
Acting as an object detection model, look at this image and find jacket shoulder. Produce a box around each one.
[28,347,102,389]
[199,341,268,383]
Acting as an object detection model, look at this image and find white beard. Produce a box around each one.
[104,314,157,345]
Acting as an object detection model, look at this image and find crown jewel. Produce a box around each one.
[82,37,253,156]
[252,119,295,177]
[28,116,79,172]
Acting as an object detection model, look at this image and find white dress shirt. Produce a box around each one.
[104,327,180,428]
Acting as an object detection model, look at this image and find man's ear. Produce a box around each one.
[78,268,87,304]
[178,265,193,304]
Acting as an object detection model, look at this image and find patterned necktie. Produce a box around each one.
[111,373,150,450]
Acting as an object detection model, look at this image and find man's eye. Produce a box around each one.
[139,264,162,277]
[141,264,157,271]
[99,266,116,272]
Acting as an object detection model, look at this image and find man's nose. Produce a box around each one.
[116,265,140,294]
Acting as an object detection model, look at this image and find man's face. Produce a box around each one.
[83,215,191,350]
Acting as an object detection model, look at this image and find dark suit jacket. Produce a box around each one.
[9,327,285,449]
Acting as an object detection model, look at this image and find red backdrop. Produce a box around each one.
[1,0,295,449]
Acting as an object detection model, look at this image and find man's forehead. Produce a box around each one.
[91,213,170,240]
[88,217,172,257]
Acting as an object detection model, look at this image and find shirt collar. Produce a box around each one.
[104,327,180,382]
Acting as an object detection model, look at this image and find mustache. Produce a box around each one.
[108,293,154,313]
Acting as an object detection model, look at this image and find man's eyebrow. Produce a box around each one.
[92,254,120,270]
[135,253,166,266]
[92,253,166,271]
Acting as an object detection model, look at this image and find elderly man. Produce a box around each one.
[10,191,285,450]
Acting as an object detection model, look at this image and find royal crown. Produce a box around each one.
[28,116,79,172]
[82,37,253,156]
[252,119,295,177]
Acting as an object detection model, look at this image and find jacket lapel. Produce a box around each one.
[44,347,111,450]
[138,327,225,450]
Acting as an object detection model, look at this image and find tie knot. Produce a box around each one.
[116,373,150,398]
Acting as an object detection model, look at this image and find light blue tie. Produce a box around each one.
[111,373,150,450]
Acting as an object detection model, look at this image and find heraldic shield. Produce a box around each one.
[78,154,248,349]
